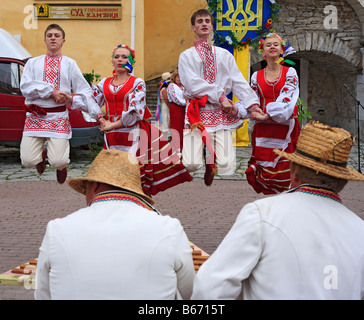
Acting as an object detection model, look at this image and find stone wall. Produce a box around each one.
[251,0,363,136]
[146,1,364,137]
[252,0,362,66]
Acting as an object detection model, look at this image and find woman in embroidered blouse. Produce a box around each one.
[167,69,187,154]
[245,33,301,195]
[93,45,192,198]
[155,72,171,139]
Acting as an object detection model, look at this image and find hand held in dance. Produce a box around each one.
[54,91,72,104]
[100,120,114,132]
[98,117,106,126]
[221,98,238,116]
[251,109,269,121]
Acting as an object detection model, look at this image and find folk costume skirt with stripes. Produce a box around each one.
[104,120,192,197]
[246,119,300,195]
[246,66,301,195]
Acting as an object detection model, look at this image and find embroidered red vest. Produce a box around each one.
[103,76,152,121]
[103,76,135,120]
[256,66,289,111]
[252,66,299,163]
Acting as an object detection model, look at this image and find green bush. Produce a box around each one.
[83,69,101,86]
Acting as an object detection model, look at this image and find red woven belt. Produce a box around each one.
[25,105,67,116]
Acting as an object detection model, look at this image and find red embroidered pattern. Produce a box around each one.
[24,115,71,134]
[194,39,217,84]
[43,53,62,91]
[199,109,242,128]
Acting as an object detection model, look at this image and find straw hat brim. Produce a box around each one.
[67,177,154,205]
[66,149,154,205]
[274,149,364,181]
[162,72,171,81]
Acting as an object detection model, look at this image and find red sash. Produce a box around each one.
[187,95,216,165]
[25,105,66,116]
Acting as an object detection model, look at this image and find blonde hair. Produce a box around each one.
[171,69,179,83]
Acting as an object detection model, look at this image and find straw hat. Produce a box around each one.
[274,121,364,181]
[162,72,171,82]
[67,149,154,204]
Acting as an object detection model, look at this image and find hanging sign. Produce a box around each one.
[33,3,122,20]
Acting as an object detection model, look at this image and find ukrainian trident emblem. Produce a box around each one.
[217,0,264,41]
[208,0,278,50]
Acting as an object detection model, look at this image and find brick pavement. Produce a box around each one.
[0,145,363,300]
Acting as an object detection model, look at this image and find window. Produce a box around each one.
[0,62,23,95]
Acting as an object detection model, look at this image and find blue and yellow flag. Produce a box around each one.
[210,0,274,146]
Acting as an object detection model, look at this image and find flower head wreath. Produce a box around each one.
[258,32,296,65]
[111,44,136,74]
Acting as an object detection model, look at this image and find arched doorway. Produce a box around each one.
[249,0,363,138]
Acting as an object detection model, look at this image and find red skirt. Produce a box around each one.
[169,102,185,152]
[104,120,192,197]
[245,118,301,195]
[245,157,292,194]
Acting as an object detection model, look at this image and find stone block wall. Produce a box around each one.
[146,1,364,138]
[251,0,363,136]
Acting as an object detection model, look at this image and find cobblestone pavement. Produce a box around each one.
[1,142,363,182]
[1,143,363,300]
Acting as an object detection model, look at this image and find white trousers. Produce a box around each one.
[20,136,70,170]
[182,129,236,175]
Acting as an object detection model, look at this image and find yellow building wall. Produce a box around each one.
[0,0,145,81]
[0,0,207,83]
[144,0,207,81]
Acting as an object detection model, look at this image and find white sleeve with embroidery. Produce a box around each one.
[20,57,55,100]
[69,60,103,120]
[178,50,225,104]
[167,84,187,106]
[250,71,260,101]
[122,78,147,127]
[266,67,300,123]
[235,101,249,119]
[72,78,105,114]
[94,78,106,107]
[229,55,260,109]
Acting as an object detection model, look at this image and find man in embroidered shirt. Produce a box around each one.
[178,9,260,186]
[20,24,104,184]
[35,149,195,300]
[191,121,364,300]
